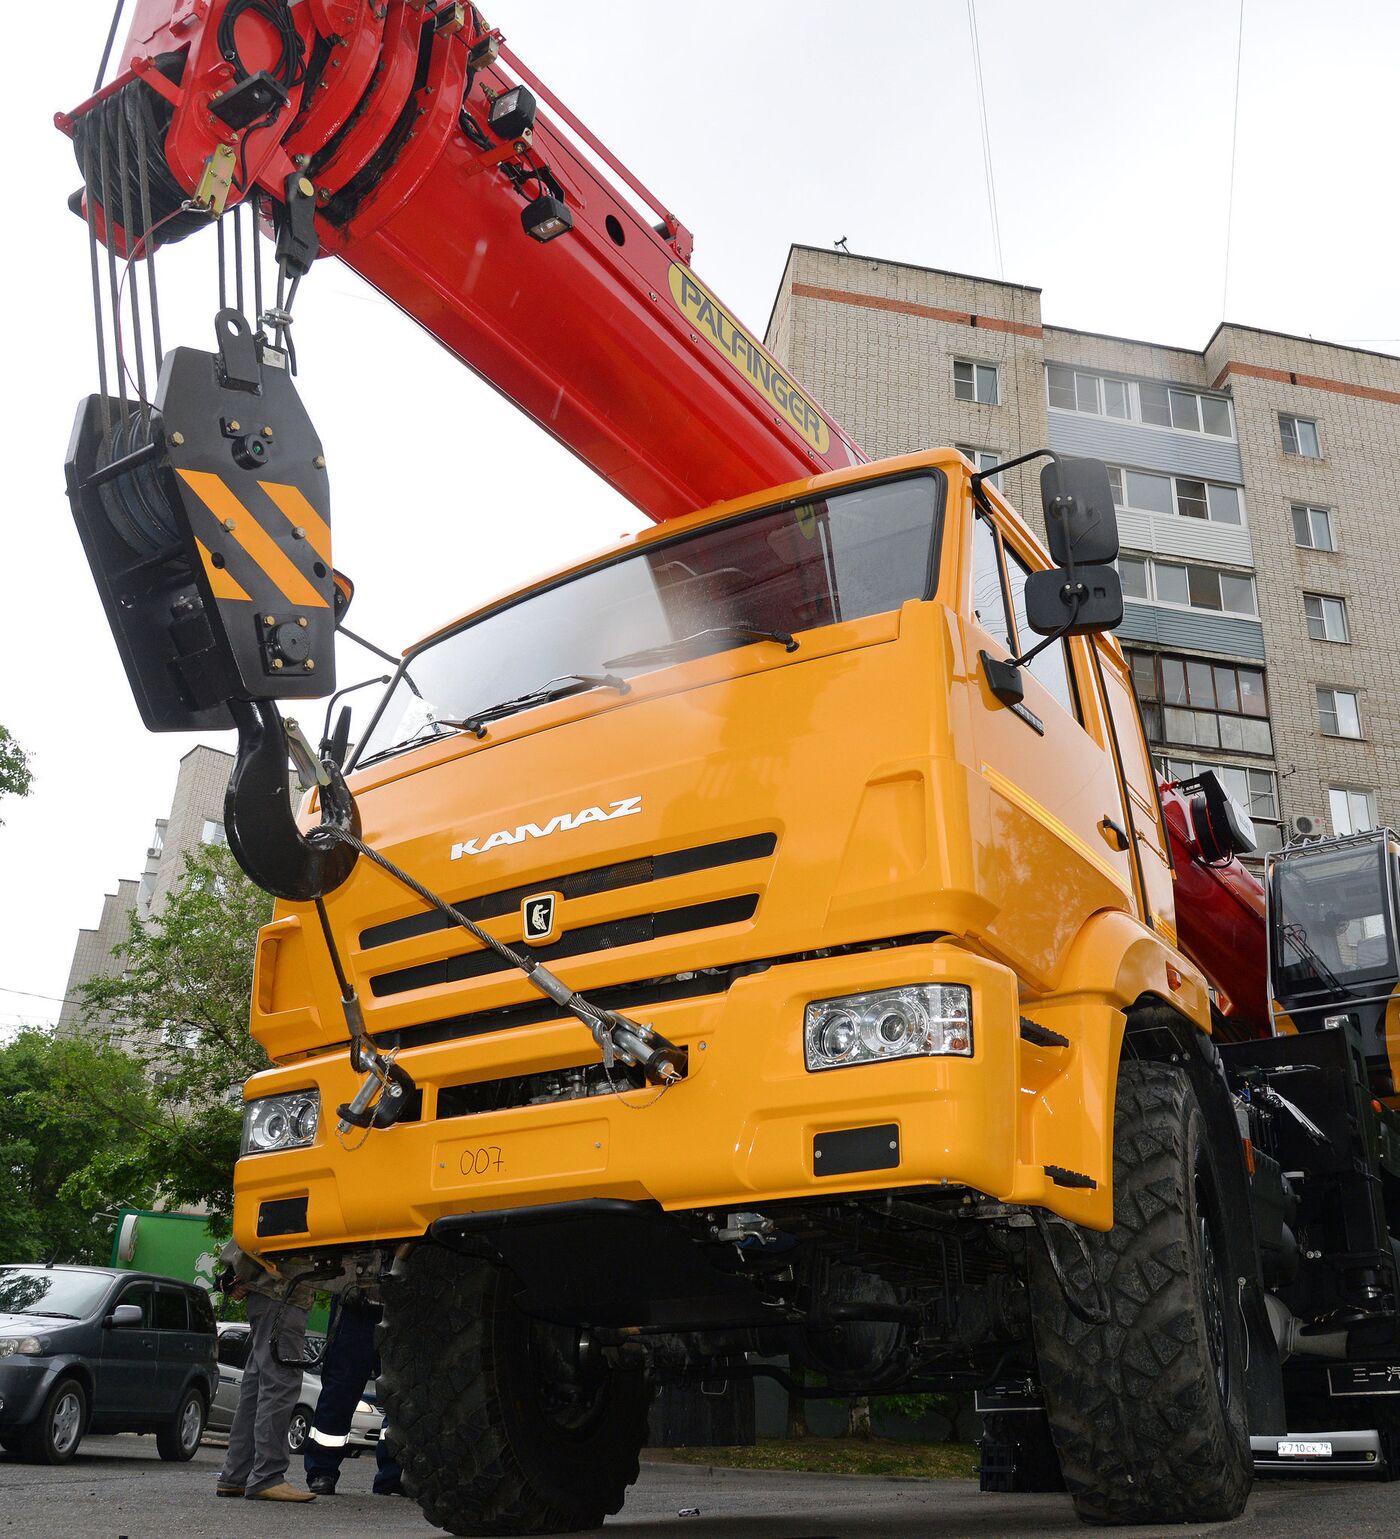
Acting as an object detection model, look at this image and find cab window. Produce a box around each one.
[1001,542,1079,721]
[971,513,1080,723]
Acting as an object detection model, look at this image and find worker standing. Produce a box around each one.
[214,1241,318,1503]
[304,1291,404,1497]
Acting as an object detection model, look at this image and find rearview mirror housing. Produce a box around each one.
[1040,457,1119,566]
[106,1303,144,1329]
[1024,565,1123,636]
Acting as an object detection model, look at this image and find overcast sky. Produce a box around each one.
[2,0,1396,1031]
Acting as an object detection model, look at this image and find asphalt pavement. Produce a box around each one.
[0,1436,1389,1537]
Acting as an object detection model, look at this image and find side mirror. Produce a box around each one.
[1024,565,1124,637]
[1040,457,1119,565]
[106,1303,144,1329]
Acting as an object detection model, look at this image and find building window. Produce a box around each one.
[1108,467,1243,526]
[954,360,999,405]
[1317,687,1361,739]
[1329,786,1377,836]
[1303,593,1350,643]
[956,445,1001,485]
[1280,413,1320,457]
[1045,366,1233,438]
[1292,504,1335,551]
[1117,555,1257,618]
[1129,650,1272,757]
[201,819,227,845]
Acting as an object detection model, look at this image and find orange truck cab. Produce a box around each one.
[228,450,1273,1530]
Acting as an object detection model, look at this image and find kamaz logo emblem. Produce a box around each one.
[522,893,557,944]
[449,796,643,860]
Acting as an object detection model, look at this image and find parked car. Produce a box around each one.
[208,1322,382,1453]
[0,1264,216,1465]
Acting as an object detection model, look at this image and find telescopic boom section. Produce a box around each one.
[59,0,862,521]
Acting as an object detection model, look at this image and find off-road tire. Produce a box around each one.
[156,1384,206,1461]
[1031,1060,1252,1523]
[378,1243,649,1535]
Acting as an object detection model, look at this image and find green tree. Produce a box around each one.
[0,723,33,822]
[0,1029,155,1263]
[75,841,274,1219]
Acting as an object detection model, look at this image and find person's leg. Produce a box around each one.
[246,1297,308,1496]
[305,1302,375,1491]
[372,1425,404,1495]
[216,1302,264,1492]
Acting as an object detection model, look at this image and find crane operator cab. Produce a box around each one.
[1268,828,1400,1102]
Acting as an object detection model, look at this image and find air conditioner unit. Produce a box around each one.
[1291,814,1320,839]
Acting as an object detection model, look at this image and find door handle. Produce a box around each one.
[1098,816,1130,852]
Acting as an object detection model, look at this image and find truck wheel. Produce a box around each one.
[1031,1060,1252,1523]
[378,1244,648,1535]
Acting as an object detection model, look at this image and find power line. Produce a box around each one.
[0,984,75,1006]
[1221,0,1246,319]
[966,0,1004,280]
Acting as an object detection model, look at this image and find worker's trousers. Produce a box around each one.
[219,1290,308,1496]
[304,1297,402,1493]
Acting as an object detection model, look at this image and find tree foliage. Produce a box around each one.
[75,841,274,1219]
[0,1029,155,1263]
[0,723,33,822]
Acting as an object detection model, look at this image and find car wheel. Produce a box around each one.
[19,1378,87,1465]
[156,1386,207,1462]
[287,1407,312,1454]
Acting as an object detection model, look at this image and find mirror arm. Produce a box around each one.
[970,446,1061,503]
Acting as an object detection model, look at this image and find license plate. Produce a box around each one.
[1277,1440,1332,1458]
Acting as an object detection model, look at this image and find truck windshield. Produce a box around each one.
[1271,840,1398,1002]
[356,473,942,765]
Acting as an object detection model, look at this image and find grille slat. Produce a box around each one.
[367,895,759,999]
[359,832,776,952]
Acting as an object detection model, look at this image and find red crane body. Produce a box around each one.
[58,0,1269,1029]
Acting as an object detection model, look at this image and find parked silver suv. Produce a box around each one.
[0,1265,216,1464]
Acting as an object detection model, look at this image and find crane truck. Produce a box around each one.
[54,3,1400,1533]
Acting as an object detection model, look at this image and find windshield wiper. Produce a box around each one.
[604,625,799,671]
[24,1310,80,1319]
[446,673,630,738]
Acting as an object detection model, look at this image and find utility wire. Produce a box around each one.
[967,0,1004,280]
[0,985,78,1006]
[1221,0,1246,319]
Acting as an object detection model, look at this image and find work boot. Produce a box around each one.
[246,1482,316,1502]
[308,1474,337,1495]
[215,1484,244,1498]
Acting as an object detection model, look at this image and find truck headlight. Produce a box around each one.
[804,984,972,1071]
[0,1336,46,1357]
[241,1091,320,1155]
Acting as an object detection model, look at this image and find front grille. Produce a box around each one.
[360,833,776,951]
[367,894,760,998]
[437,1061,645,1120]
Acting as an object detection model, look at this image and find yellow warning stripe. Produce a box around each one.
[194,538,251,601]
[980,762,1132,897]
[177,470,327,610]
[258,480,332,567]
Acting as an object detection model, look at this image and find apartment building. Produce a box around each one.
[57,745,232,1038]
[766,246,1400,853]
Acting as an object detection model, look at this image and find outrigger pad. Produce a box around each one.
[65,310,335,732]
